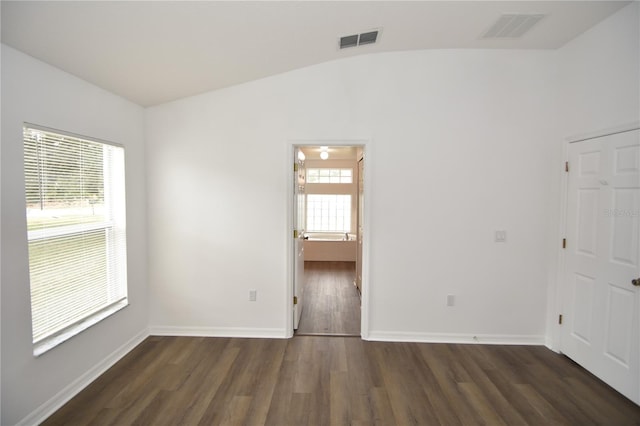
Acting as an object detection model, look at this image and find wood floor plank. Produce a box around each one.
[148,338,235,425]
[520,361,602,425]
[297,261,360,335]
[513,383,571,425]
[329,370,351,426]
[369,386,398,426]
[42,336,640,426]
[412,347,468,426]
[344,338,381,424]
[454,345,528,425]
[288,392,313,425]
[263,359,296,425]
[239,340,287,425]
[197,340,264,425]
[458,382,508,426]
[218,395,253,425]
[374,343,441,425]
[482,368,560,425]
[564,376,639,425]
[179,341,241,425]
[418,344,482,425]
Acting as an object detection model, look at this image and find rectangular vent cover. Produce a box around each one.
[340,34,359,49]
[340,30,379,49]
[482,14,545,39]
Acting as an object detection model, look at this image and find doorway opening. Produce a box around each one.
[291,144,366,337]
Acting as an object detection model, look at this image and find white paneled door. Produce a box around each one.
[293,149,306,330]
[563,129,640,404]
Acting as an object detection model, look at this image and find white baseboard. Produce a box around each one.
[366,331,545,345]
[17,328,149,426]
[149,326,287,339]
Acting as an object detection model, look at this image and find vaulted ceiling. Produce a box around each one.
[1,1,630,107]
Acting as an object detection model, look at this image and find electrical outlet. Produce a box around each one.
[495,230,507,242]
[249,290,257,302]
[447,294,455,306]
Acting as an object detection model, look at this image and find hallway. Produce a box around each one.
[296,261,360,336]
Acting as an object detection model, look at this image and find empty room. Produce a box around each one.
[1,1,639,425]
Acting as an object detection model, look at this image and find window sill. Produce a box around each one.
[33,299,129,357]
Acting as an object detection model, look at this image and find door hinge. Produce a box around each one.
[293,229,299,239]
[558,314,563,325]
[294,163,299,172]
[565,161,569,172]
[562,238,566,249]
[293,296,298,305]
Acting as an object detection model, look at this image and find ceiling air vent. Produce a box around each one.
[340,30,379,49]
[481,14,546,39]
[340,34,359,49]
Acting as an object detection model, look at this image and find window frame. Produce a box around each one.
[23,123,129,356]
[307,168,353,184]
[306,193,352,233]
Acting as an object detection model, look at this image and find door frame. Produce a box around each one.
[285,139,372,339]
[551,121,640,353]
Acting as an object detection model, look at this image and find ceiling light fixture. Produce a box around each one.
[320,147,329,160]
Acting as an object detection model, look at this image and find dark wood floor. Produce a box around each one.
[44,336,640,425]
[296,261,360,336]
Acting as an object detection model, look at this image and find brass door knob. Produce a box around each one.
[633,278,640,287]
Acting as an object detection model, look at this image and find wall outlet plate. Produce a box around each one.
[447,294,455,306]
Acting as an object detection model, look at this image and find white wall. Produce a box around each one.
[146,48,558,343]
[546,2,640,350]
[558,2,639,138]
[366,50,558,341]
[0,45,148,425]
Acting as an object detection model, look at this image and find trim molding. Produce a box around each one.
[17,328,149,426]
[149,326,287,339]
[366,331,545,345]
[551,122,640,353]
[566,121,640,143]
[286,138,372,339]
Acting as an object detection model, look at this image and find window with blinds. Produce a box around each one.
[23,125,128,355]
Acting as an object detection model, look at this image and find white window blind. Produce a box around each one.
[24,125,128,354]
[307,168,352,184]
[307,194,351,232]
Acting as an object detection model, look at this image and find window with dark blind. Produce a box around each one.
[23,125,128,355]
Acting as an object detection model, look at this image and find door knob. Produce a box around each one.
[633,278,640,287]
